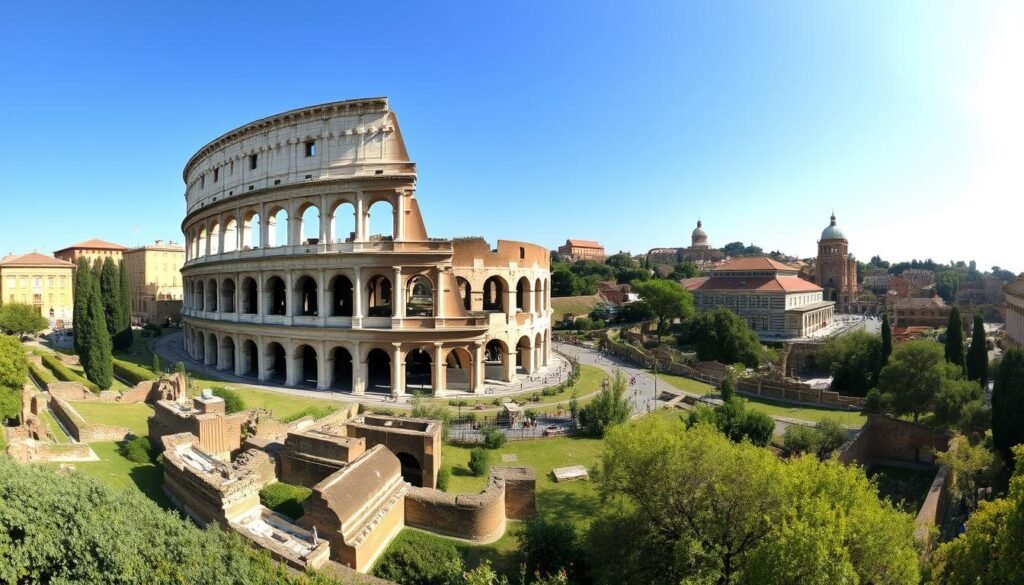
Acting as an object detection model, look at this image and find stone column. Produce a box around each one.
[319,194,330,244]
[391,343,405,395]
[285,269,294,321]
[286,344,301,387]
[318,269,327,326]
[354,192,366,242]
[352,267,363,328]
[352,341,365,395]
[233,340,244,377]
[471,342,484,393]
[432,343,444,396]
[394,191,406,242]
[316,341,329,390]
[505,289,516,319]
[504,350,517,382]
[260,203,270,247]
[393,267,404,320]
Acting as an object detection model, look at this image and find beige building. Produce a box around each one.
[123,240,185,323]
[0,252,75,328]
[1005,278,1024,347]
[557,239,606,262]
[179,98,552,395]
[53,238,127,268]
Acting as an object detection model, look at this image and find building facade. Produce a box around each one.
[890,296,954,329]
[557,239,606,262]
[179,98,552,396]
[0,253,75,328]
[815,213,859,305]
[53,239,127,268]
[682,257,834,339]
[646,220,725,266]
[1005,278,1024,347]
[123,240,185,323]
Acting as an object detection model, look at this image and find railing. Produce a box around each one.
[184,240,452,267]
[449,413,577,443]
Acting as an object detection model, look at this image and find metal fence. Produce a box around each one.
[449,413,578,444]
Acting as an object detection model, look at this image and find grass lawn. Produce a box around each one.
[656,373,715,396]
[67,441,171,508]
[41,410,70,443]
[0,427,6,452]
[70,401,154,436]
[742,397,866,427]
[550,295,603,320]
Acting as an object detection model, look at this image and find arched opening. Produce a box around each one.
[535,332,545,367]
[456,277,472,311]
[516,277,531,312]
[330,275,354,317]
[366,348,391,393]
[396,452,423,488]
[366,199,394,241]
[195,280,205,311]
[209,222,221,255]
[219,336,235,371]
[484,339,508,381]
[205,279,218,312]
[264,276,287,316]
[206,333,217,366]
[406,275,434,317]
[197,226,207,257]
[534,278,543,314]
[243,211,261,249]
[223,217,238,253]
[330,201,356,243]
[267,207,289,247]
[516,335,533,375]
[297,345,317,387]
[483,276,506,312]
[446,347,472,391]
[241,277,258,314]
[294,275,319,316]
[220,279,236,313]
[241,340,258,377]
[367,275,393,317]
[298,203,320,245]
[405,348,433,392]
[194,331,206,361]
[266,342,287,384]
[330,347,353,391]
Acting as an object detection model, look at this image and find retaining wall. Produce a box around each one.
[49,397,132,442]
[405,477,507,542]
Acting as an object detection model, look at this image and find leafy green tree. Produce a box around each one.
[966,314,988,387]
[688,398,774,447]
[877,340,946,423]
[992,348,1024,467]
[619,299,654,323]
[593,417,919,585]
[411,393,453,442]
[935,435,1002,512]
[469,447,490,477]
[670,261,700,280]
[686,307,764,368]
[0,335,27,422]
[817,330,883,396]
[719,371,736,401]
[115,258,133,350]
[604,252,637,269]
[81,271,113,389]
[578,370,631,437]
[933,379,982,429]
[152,352,161,373]
[881,312,893,366]
[944,306,966,371]
[517,516,588,584]
[615,267,650,285]
[630,279,693,341]
[0,303,49,337]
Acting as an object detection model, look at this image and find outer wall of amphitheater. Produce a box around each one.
[178,97,552,396]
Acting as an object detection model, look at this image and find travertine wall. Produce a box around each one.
[345,415,441,489]
[404,477,506,543]
[49,397,132,442]
[279,432,366,488]
[493,466,537,520]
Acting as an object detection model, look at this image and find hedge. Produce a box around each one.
[40,353,100,393]
[259,482,312,520]
[112,358,158,385]
[29,362,58,386]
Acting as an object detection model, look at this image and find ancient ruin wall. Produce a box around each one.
[49,397,132,442]
[492,467,537,520]
[404,476,507,543]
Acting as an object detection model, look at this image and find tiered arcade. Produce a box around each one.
[179,98,552,395]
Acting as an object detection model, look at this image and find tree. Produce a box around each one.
[0,303,49,337]
[592,417,920,585]
[966,314,988,387]
[817,330,883,396]
[0,335,28,390]
[934,435,1002,512]
[73,258,93,361]
[605,252,636,269]
[992,348,1024,467]
[469,447,490,477]
[630,279,693,341]
[687,398,774,447]
[619,299,654,323]
[686,307,764,368]
[81,271,113,389]
[944,306,966,371]
[517,516,588,584]
[933,378,982,430]
[99,257,122,341]
[115,258,133,350]
[578,370,632,437]
[719,371,736,402]
[877,340,946,423]
[410,394,453,442]
[881,312,893,367]
[669,261,700,280]
[371,530,465,585]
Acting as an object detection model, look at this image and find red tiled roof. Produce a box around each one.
[713,257,798,272]
[54,239,127,253]
[564,239,603,249]
[0,252,75,268]
[682,275,822,293]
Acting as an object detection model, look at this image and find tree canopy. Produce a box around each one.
[684,307,764,368]
[73,259,113,390]
[631,279,693,339]
[944,306,966,371]
[578,370,632,437]
[817,330,883,397]
[0,303,48,337]
[877,340,947,423]
[992,348,1024,468]
[965,314,988,388]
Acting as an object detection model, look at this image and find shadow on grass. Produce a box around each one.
[536,485,601,527]
[128,462,173,510]
[451,465,478,478]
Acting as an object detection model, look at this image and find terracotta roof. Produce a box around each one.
[54,239,127,253]
[712,257,798,272]
[682,275,822,293]
[1005,278,1024,297]
[564,239,603,249]
[0,252,75,268]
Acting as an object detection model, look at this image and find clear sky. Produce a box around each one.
[1,1,1020,272]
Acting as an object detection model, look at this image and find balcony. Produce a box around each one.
[184,240,453,268]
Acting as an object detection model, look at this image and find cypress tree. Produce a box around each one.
[944,306,965,371]
[82,273,113,389]
[992,348,1024,468]
[879,312,893,377]
[72,259,93,367]
[966,313,989,387]
[91,258,103,280]
[100,257,121,340]
[115,259,133,350]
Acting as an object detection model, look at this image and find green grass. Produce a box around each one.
[656,373,715,396]
[742,397,866,427]
[70,402,154,436]
[66,440,170,508]
[0,427,6,452]
[260,482,312,520]
[41,410,70,443]
[550,295,603,319]
[66,363,131,392]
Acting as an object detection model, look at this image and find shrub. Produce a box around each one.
[516,516,588,584]
[814,419,849,456]
[437,465,451,492]
[40,353,100,393]
[119,436,152,464]
[28,362,58,386]
[783,424,820,455]
[112,358,157,385]
[740,410,775,447]
[0,386,21,423]
[259,482,312,520]
[482,426,507,450]
[463,412,478,425]
[410,394,452,442]
[469,447,491,477]
[210,387,246,414]
[372,530,465,584]
[279,405,337,423]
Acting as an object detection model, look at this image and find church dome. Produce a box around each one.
[692,220,707,238]
[821,213,846,241]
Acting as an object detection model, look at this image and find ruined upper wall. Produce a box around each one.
[452,238,549,271]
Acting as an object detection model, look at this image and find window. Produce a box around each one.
[304,141,316,157]
[213,168,219,182]
[230,160,234,175]
[201,174,205,188]
[5,277,13,289]
[249,154,258,170]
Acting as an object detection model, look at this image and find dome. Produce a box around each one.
[821,213,846,241]
[692,220,707,238]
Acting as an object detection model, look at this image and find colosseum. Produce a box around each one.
[179,97,552,397]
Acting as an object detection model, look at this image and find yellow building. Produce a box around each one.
[123,240,185,323]
[0,252,75,328]
[53,238,127,268]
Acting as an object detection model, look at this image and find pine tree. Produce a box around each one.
[944,306,965,371]
[82,273,113,389]
[880,312,893,365]
[115,259,133,350]
[99,257,121,340]
[966,314,989,388]
[72,259,93,364]
[992,348,1024,468]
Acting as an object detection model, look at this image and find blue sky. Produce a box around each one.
[1,1,1020,271]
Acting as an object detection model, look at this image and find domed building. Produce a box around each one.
[178,98,552,396]
[815,213,859,306]
[690,220,710,250]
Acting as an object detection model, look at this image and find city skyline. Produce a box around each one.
[1,1,1021,272]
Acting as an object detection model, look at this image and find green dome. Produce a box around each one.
[821,214,846,241]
